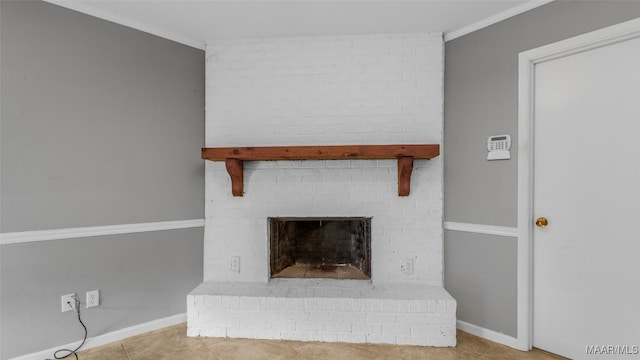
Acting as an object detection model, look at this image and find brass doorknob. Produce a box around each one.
[535,217,548,227]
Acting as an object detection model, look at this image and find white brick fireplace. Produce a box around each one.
[188,33,456,346]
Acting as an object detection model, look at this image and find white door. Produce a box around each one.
[533,35,640,359]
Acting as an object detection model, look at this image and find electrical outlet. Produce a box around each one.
[400,259,414,275]
[230,256,241,273]
[86,290,100,308]
[61,293,77,312]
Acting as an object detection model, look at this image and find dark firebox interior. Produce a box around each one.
[269,217,371,280]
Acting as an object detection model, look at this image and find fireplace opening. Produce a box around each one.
[269,217,371,280]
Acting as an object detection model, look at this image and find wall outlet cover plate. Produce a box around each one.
[61,293,77,312]
[86,290,100,308]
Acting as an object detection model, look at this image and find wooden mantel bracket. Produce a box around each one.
[202,144,439,197]
[225,159,244,196]
[397,156,414,196]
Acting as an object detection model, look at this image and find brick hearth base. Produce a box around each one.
[187,279,456,346]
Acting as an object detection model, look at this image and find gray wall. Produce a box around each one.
[444,231,517,335]
[444,1,640,337]
[0,1,205,358]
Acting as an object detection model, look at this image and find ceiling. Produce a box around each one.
[45,0,549,49]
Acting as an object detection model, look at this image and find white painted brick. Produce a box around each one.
[381,299,403,313]
[366,312,396,324]
[203,295,222,308]
[186,306,198,319]
[396,313,434,325]
[336,333,368,344]
[381,324,411,338]
[352,323,382,336]
[195,32,451,346]
[366,334,396,345]
[309,311,366,324]
[193,295,204,307]
[396,335,429,346]
[287,332,312,342]
[227,327,255,339]
[295,321,324,332]
[188,282,455,346]
[437,300,450,313]
[368,299,383,312]
[192,326,227,338]
[265,297,278,310]
[325,322,353,333]
[281,311,310,322]
[253,330,281,340]
[303,332,324,342]
[321,333,340,342]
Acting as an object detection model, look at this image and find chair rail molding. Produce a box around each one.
[0,219,205,245]
[443,221,518,238]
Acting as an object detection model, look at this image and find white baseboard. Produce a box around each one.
[9,313,187,360]
[457,320,519,349]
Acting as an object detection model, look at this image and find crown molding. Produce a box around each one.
[444,0,554,42]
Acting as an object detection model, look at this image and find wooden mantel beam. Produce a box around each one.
[202,144,439,161]
[202,144,439,197]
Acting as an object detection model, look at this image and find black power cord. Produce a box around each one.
[47,295,88,360]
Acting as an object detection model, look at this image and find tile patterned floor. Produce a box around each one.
[77,323,566,360]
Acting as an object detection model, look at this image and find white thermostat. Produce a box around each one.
[487,134,511,161]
